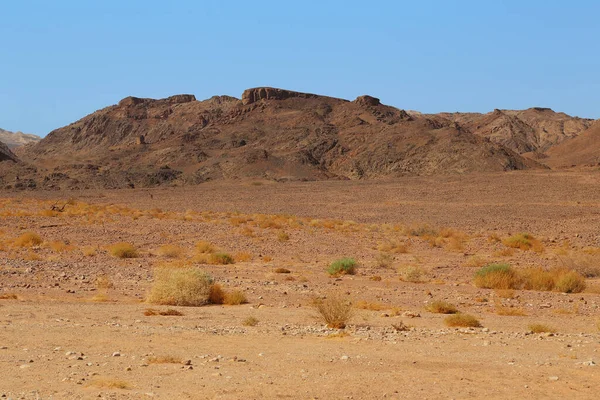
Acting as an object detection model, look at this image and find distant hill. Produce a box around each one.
[544,120,600,168]
[434,108,592,154]
[13,87,543,189]
[0,128,41,149]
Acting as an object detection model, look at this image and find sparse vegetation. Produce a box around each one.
[398,265,426,283]
[378,241,408,254]
[316,293,353,329]
[327,258,357,276]
[224,290,248,305]
[503,233,544,252]
[475,264,586,293]
[147,267,213,306]
[444,313,482,328]
[0,293,18,300]
[529,323,556,334]
[208,284,226,304]
[108,242,138,258]
[242,316,259,326]
[375,252,394,269]
[14,232,42,248]
[277,231,290,242]
[474,263,521,290]
[144,308,184,316]
[355,300,387,311]
[195,240,216,254]
[426,300,458,314]
[157,244,185,258]
[209,252,235,265]
[234,251,252,262]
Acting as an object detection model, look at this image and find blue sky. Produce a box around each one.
[1,0,598,136]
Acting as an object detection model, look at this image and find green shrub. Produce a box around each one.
[327,258,357,276]
[474,263,521,289]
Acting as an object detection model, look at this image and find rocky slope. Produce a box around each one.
[13,87,543,189]
[0,128,41,149]
[435,108,593,154]
[544,120,600,168]
[0,141,18,162]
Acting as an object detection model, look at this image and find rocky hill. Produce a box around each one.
[0,141,18,162]
[12,87,544,189]
[544,120,600,168]
[0,128,41,149]
[435,108,592,154]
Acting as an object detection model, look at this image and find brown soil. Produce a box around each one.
[1,171,599,399]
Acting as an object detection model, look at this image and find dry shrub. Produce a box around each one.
[24,251,43,261]
[14,232,42,248]
[108,242,138,258]
[234,251,252,262]
[488,233,502,243]
[144,308,183,316]
[444,313,482,328]
[426,300,458,314]
[90,293,109,302]
[157,244,184,259]
[375,253,394,269]
[327,258,357,276]
[147,267,213,306]
[316,293,353,329]
[529,323,556,333]
[0,293,18,300]
[370,275,382,281]
[392,321,411,332]
[464,255,487,268]
[47,241,75,253]
[274,267,291,274]
[378,241,408,254]
[503,233,543,252]
[474,264,521,290]
[195,240,216,254]
[242,316,259,326]
[87,378,131,390]
[263,256,273,262]
[95,274,113,290]
[494,289,515,299]
[209,252,235,265]
[147,355,182,364]
[521,267,586,293]
[398,265,426,283]
[355,300,386,311]
[81,246,97,257]
[277,231,290,242]
[224,290,247,305]
[408,225,438,237]
[558,252,600,278]
[208,284,225,304]
[494,248,515,257]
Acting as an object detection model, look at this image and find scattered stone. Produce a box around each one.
[548,376,559,381]
[112,352,121,357]
[402,311,421,318]
[340,355,350,361]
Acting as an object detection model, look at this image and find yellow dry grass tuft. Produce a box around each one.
[503,233,544,252]
[224,290,248,305]
[354,300,387,311]
[444,313,482,328]
[14,232,42,248]
[147,267,213,306]
[234,251,253,262]
[529,323,556,333]
[242,316,259,326]
[425,300,458,314]
[108,242,138,258]
[157,244,185,259]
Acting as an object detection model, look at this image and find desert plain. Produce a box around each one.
[1,170,599,399]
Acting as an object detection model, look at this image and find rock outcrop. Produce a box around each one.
[241,87,323,105]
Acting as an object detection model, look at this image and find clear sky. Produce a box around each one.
[1,0,598,136]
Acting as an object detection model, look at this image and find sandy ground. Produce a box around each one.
[1,171,599,399]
